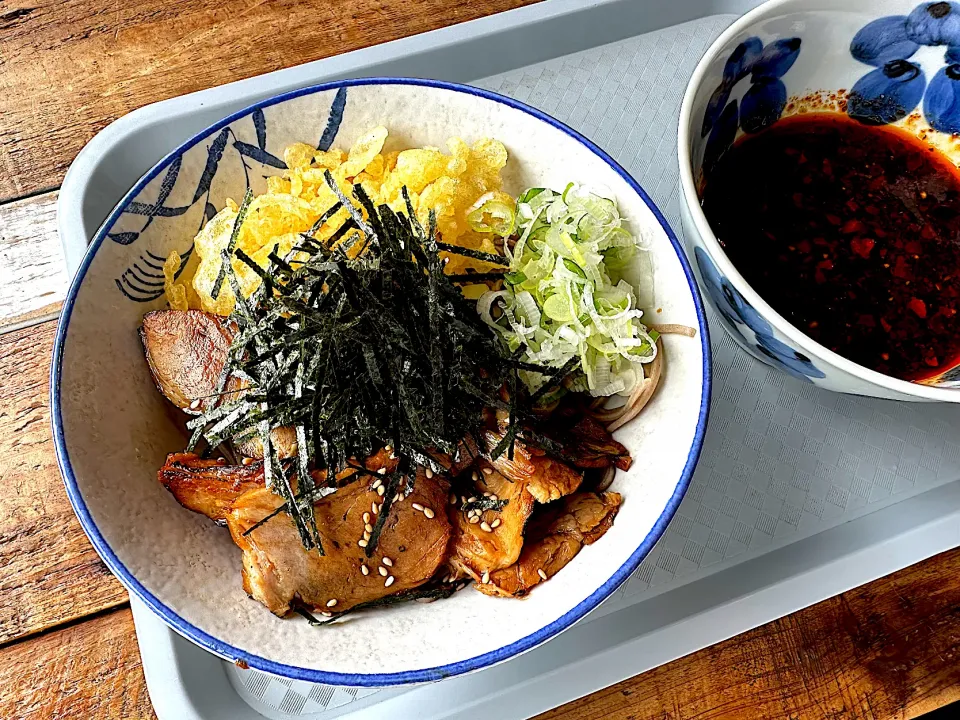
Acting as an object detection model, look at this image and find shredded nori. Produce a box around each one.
[187,175,574,553]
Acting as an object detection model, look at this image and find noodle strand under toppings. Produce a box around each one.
[186,173,573,555]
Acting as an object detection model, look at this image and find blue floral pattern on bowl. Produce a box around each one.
[849,2,960,131]
[701,36,801,171]
[694,247,825,382]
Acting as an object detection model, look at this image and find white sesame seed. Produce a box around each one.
[358,539,368,548]
[389,452,397,460]
[372,479,382,490]
[472,471,480,481]
[491,518,502,528]
[372,502,378,514]
[377,467,387,475]
[382,557,393,567]
[483,492,491,498]
[365,523,374,533]
[242,457,254,466]
[423,507,435,519]
[363,512,371,523]
[384,444,392,452]
[377,485,385,496]
[467,496,477,503]
[189,399,201,410]
[379,566,389,577]
[490,494,498,501]
[385,575,395,587]
[321,611,333,617]
[449,493,457,505]
[480,521,492,532]
[326,599,338,608]
[481,571,490,584]
[538,569,548,580]
[361,565,370,576]
[482,467,493,475]
[469,515,480,524]
[216,457,226,464]
[376,503,382,513]
[425,468,434,478]
[412,502,424,512]
[363,531,371,540]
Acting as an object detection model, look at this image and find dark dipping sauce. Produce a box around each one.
[701,112,960,383]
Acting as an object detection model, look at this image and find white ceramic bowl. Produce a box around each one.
[679,0,960,402]
[52,79,710,685]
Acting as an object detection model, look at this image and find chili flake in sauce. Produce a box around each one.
[701,111,960,383]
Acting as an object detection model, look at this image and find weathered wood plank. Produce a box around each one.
[0,191,64,331]
[541,547,960,720]
[0,0,539,202]
[0,320,127,645]
[0,606,154,720]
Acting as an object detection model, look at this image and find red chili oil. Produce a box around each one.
[701,112,960,383]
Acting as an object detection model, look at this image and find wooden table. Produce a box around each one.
[2,1,960,717]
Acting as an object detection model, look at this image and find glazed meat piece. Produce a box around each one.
[544,415,632,471]
[158,453,264,523]
[227,468,452,615]
[482,429,583,503]
[141,310,296,458]
[477,491,622,598]
[446,461,536,581]
[158,448,398,523]
[141,310,233,413]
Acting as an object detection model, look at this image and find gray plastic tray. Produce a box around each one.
[58,1,960,718]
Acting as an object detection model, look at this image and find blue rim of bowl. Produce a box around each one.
[51,76,712,686]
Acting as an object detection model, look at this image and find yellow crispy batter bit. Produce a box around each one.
[168,126,511,315]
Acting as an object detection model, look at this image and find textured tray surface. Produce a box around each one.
[144,13,960,717]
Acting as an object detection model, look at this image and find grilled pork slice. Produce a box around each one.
[158,448,398,523]
[141,310,233,413]
[544,415,632,471]
[476,491,622,598]
[158,453,265,523]
[226,468,452,616]
[446,461,536,581]
[482,430,583,503]
[141,309,296,458]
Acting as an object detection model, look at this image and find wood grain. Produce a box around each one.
[0,191,64,330]
[542,546,960,720]
[0,0,539,203]
[0,320,127,645]
[5,548,960,720]
[0,607,155,720]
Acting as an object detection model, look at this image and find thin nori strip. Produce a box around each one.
[211,188,253,300]
[435,241,510,267]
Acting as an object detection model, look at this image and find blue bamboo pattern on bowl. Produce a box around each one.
[113,87,348,302]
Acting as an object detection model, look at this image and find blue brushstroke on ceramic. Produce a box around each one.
[703,99,738,172]
[851,16,919,65]
[740,78,787,133]
[751,38,801,81]
[110,87,348,301]
[694,247,824,382]
[906,1,960,45]
[700,36,800,157]
[924,63,960,131]
[845,3,960,130]
[722,36,764,85]
[848,60,926,125]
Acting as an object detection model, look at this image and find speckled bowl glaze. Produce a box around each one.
[679,0,960,401]
[52,79,710,685]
